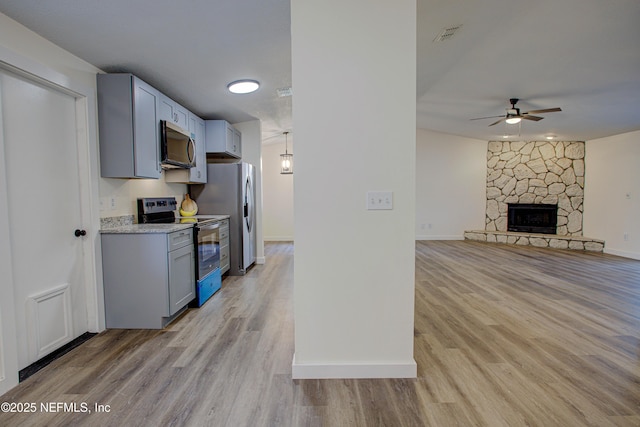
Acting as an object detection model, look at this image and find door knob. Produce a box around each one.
[74,229,87,237]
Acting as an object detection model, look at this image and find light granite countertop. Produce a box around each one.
[100,223,194,234]
[100,214,230,234]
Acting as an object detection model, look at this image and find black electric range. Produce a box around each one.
[137,197,222,307]
[137,197,219,225]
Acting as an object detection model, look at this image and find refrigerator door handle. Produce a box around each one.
[244,175,254,232]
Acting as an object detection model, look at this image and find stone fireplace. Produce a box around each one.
[464,140,604,252]
[484,140,585,236]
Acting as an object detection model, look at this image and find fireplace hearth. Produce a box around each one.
[508,204,558,234]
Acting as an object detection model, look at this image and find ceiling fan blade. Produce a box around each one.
[488,118,505,126]
[524,107,562,114]
[521,115,543,121]
[470,115,505,121]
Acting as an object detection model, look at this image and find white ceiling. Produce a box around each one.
[0,0,638,145]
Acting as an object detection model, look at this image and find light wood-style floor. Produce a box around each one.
[1,241,639,426]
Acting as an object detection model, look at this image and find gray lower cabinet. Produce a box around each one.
[102,228,195,329]
[219,219,230,275]
[97,73,162,179]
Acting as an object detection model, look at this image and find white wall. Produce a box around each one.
[584,130,640,259]
[415,129,487,239]
[263,129,487,242]
[234,120,265,263]
[262,141,294,241]
[99,178,186,219]
[291,0,417,378]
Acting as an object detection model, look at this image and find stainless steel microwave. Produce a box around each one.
[160,120,195,169]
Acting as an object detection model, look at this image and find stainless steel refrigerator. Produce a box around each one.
[190,162,256,275]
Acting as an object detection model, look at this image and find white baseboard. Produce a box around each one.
[415,234,463,241]
[291,354,417,379]
[256,257,266,265]
[604,248,640,260]
[264,236,294,242]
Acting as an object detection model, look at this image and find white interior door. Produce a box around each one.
[0,69,88,371]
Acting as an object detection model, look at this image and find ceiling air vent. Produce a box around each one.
[276,87,293,97]
[433,25,462,42]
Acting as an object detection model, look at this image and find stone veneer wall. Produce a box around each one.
[485,140,585,236]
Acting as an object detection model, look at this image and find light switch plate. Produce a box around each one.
[367,191,393,210]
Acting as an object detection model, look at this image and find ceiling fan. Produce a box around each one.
[470,98,562,126]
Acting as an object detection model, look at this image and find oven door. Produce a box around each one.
[196,222,220,279]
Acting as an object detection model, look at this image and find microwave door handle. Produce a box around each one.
[188,137,196,166]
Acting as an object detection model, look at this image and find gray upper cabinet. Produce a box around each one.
[165,112,207,183]
[159,94,189,131]
[97,73,161,179]
[205,120,242,158]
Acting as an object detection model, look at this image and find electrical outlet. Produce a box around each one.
[110,197,117,210]
[428,223,433,229]
[366,191,393,210]
[420,223,426,230]
[624,233,630,241]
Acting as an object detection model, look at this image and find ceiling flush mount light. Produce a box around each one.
[505,117,522,125]
[227,79,260,94]
[280,131,293,175]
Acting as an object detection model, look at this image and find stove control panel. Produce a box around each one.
[137,197,178,215]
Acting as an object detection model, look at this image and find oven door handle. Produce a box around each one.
[197,222,220,231]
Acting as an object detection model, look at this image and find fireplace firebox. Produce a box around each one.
[507,204,558,234]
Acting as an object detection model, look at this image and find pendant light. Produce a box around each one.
[280,132,293,174]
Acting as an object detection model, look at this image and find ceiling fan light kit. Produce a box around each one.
[471,98,562,128]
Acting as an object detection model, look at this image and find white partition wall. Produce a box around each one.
[291,0,417,378]
[584,130,640,260]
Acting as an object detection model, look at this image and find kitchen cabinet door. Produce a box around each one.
[193,116,207,182]
[231,127,242,157]
[168,244,195,315]
[219,219,230,274]
[97,73,161,178]
[159,94,189,131]
[174,102,189,130]
[133,80,161,178]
